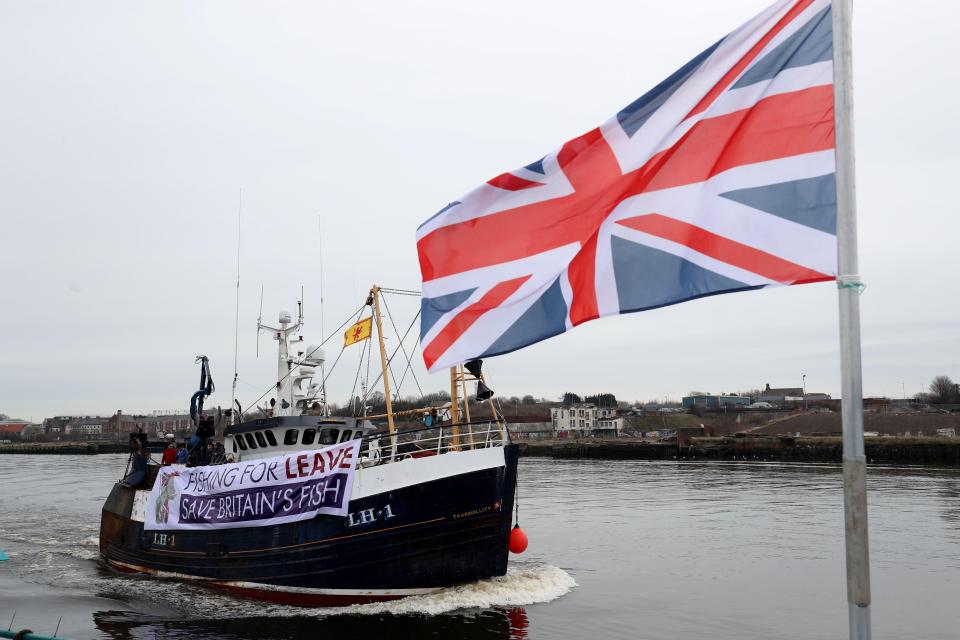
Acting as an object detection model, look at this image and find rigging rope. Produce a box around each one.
[358,316,374,416]
[392,317,423,400]
[381,293,425,399]
[348,338,367,416]
[359,307,421,407]
[377,286,422,297]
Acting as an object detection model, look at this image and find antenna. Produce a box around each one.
[318,215,325,339]
[318,217,328,413]
[256,284,264,357]
[230,187,242,422]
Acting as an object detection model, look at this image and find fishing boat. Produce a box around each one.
[99,285,520,606]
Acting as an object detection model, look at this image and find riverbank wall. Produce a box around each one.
[3,437,958,465]
[518,436,960,466]
[0,442,153,455]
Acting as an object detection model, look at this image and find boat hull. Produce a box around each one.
[100,444,519,605]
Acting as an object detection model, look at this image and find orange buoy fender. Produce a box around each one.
[509,525,528,554]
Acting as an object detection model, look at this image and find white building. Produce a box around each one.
[63,421,105,440]
[550,404,623,437]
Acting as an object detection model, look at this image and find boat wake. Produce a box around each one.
[1,525,574,619]
[322,563,577,617]
[200,562,576,618]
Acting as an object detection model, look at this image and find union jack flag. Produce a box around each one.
[417,0,837,372]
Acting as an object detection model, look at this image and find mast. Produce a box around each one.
[258,307,301,417]
[451,366,477,448]
[370,285,397,459]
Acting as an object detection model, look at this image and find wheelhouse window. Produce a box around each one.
[264,430,278,446]
[302,428,317,445]
[284,429,299,445]
[255,431,268,448]
[244,433,258,449]
[234,437,245,451]
[319,428,339,445]
[338,430,352,443]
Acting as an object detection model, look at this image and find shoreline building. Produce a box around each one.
[550,403,623,438]
[42,412,195,441]
[758,384,832,407]
[0,418,36,442]
[682,394,752,410]
[758,383,804,405]
[41,416,112,441]
[107,411,193,441]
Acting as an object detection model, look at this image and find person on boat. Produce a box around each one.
[186,433,202,466]
[161,439,178,465]
[201,439,215,466]
[210,441,227,465]
[175,442,188,464]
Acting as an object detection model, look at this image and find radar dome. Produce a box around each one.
[303,344,325,365]
[278,309,293,325]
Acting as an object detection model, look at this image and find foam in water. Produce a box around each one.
[194,562,576,618]
[2,526,576,620]
[320,563,577,617]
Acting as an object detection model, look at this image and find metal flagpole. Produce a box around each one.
[832,1,871,639]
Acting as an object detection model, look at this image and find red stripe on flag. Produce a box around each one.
[617,213,832,284]
[422,276,531,370]
[643,85,834,193]
[567,233,600,326]
[686,0,817,119]
[487,172,545,191]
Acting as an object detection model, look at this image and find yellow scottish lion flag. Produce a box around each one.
[344,317,372,347]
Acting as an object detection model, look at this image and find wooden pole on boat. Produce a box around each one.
[370,285,397,460]
[833,2,871,639]
[458,366,476,449]
[363,407,431,421]
[448,367,462,448]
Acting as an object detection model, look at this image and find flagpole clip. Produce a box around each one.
[836,274,866,294]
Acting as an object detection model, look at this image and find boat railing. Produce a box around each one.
[358,420,509,467]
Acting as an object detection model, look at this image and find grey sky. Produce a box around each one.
[1,0,957,421]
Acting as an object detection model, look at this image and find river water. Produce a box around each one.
[0,455,957,639]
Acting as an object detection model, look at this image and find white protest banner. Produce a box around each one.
[144,439,361,531]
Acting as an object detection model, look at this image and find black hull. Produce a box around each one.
[100,445,519,605]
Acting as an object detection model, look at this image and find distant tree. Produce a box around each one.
[562,392,582,405]
[0,413,8,420]
[521,394,536,405]
[929,376,959,404]
[913,392,932,404]
[422,390,451,404]
[507,396,521,405]
[585,393,617,407]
